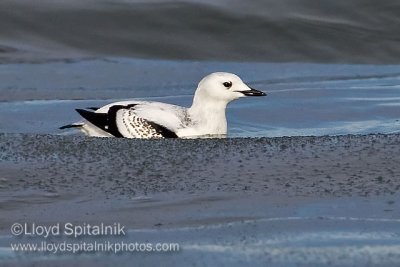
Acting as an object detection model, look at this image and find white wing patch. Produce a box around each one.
[131,103,186,133]
[115,109,164,139]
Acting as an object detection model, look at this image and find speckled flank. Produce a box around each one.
[119,109,163,138]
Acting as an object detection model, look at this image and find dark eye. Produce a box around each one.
[223,81,232,88]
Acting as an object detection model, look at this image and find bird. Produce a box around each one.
[60,72,266,138]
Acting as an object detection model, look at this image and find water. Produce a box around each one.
[0,59,399,137]
[1,0,400,64]
[2,193,400,266]
[1,3,400,266]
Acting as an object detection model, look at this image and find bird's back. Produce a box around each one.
[76,100,189,138]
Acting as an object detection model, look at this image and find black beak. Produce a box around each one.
[240,87,267,96]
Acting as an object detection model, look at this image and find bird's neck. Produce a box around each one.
[188,96,228,135]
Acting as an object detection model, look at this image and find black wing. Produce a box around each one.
[76,104,178,138]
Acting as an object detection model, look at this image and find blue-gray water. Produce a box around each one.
[1,0,400,64]
[1,2,400,267]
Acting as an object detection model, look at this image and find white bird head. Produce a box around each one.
[194,72,266,103]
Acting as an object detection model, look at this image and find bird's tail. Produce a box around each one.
[59,106,99,130]
[59,123,83,130]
